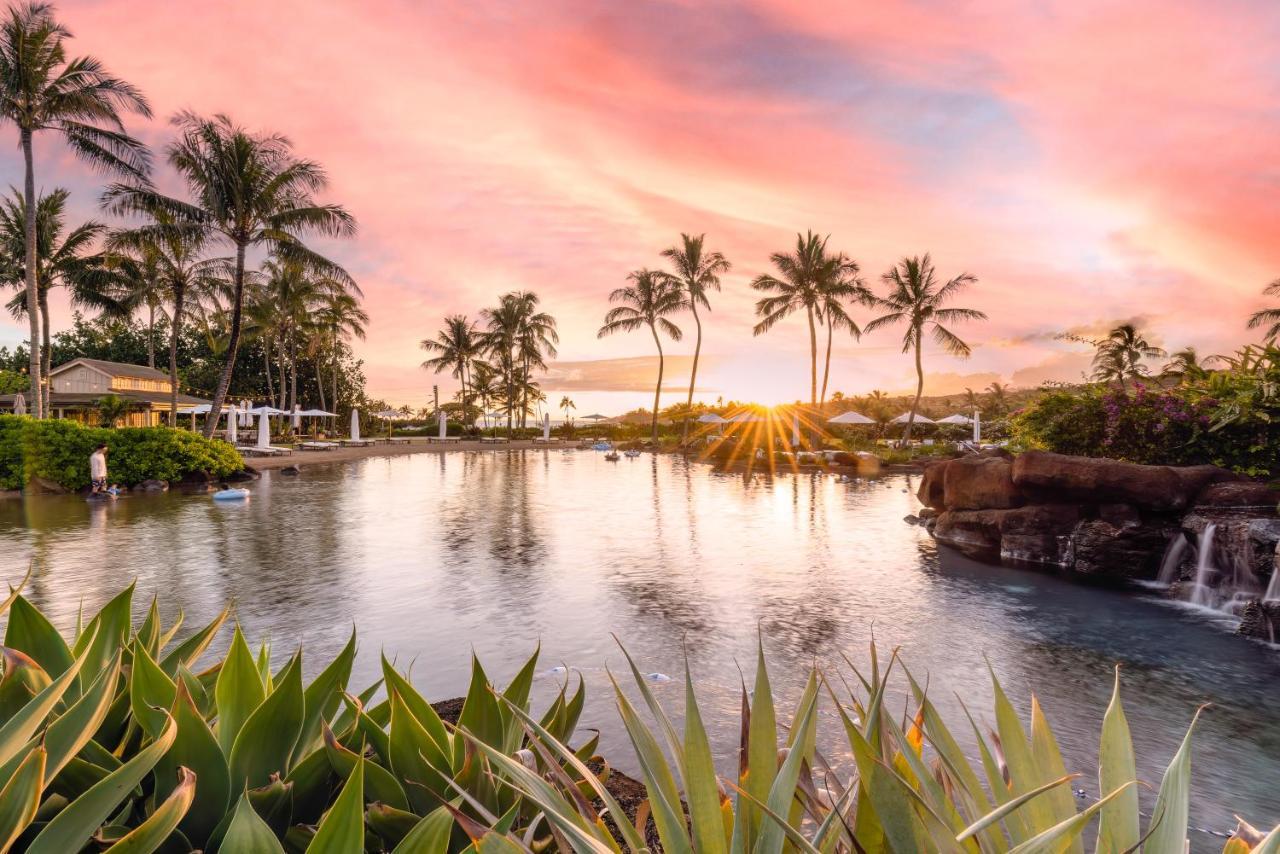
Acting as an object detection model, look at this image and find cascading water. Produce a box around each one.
[1156,534,1188,586]
[1266,570,1280,603]
[1188,523,1218,608]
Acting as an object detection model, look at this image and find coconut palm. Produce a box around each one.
[0,1,151,416]
[661,232,730,442]
[865,255,985,443]
[962,386,981,412]
[598,269,684,442]
[108,213,223,418]
[0,186,124,414]
[103,111,355,437]
[421,314,480,427]
[985,381,1010,416]
[1091,323,1165,389]
[512,292,558,429]
[313,291,366,411]
[817,259,871,408]
[1162,346,1208,383]
[480,295,526,436]
[1246,279,1280,342]
[559,395,575,429]
[751,231,854,406]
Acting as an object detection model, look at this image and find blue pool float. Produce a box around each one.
[212,488,250,501]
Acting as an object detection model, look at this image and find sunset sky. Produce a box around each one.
[2,0,1278,413]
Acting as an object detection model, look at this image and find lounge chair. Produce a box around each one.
[385,437,411,445]
[298,441,338,451]
[426,436,462,443]
[340,438,374,447]
[236,445,282,457]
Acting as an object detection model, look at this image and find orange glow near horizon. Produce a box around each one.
[2,1,1279,414]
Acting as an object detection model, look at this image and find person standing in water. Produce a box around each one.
[89,443,109,495]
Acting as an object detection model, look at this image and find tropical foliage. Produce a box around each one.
[598,269,684,442]
[0,414,242,489]
[0,579,1271,853]
[662,233,730,441]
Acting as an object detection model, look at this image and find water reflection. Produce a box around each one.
[1,451,1277,846]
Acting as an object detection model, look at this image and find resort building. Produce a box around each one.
[0,358,210,426]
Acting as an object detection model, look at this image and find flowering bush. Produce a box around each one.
[1014,380,1279,476]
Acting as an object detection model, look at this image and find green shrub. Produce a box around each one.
[8,418,242,490]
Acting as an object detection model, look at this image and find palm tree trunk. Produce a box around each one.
[21,129,41,419]
[805,305,818,406]
[289,334,298,413]
[903,332,924,445]
[650,323,664,444]
[169,285,185,422]
[683,302,701,444]
[203,242,246,439]
[315,357,326,411]
[820,318,833,408]
[39,290,50,391]
[146,301,156,369]
[263,339,275,408]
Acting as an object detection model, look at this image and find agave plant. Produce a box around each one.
[0,571,592,852]
[478,638,1279,854]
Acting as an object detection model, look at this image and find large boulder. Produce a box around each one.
[1011,451,1232,511]
[916,459,950,509]
[1238,600,1280,642]
[1071,516,1180,579]
[942,456,1024,511]
[933,504,1080,563]
[1194,481,1280,509]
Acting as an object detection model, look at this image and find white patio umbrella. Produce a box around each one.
[437,409,447,439]
[350,409,360,441]
[891,412,935,424]
[256,411,270,449]
[580,414,609,422]
[226,406,238,445]
[828,410,874,425]
[696,413,728,424]
[297,408,337,417]
[542,412,551,440]
[727,411,764,423]
[12,392,24,416]
[936,413,973,425]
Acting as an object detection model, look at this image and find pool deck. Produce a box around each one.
[244,438,567,470]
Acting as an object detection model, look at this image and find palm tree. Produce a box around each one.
[559,395,575,429]
[661,233,729,442]
[104,112,355,437]
[1247,279,1280,342]
[751,231,852,406]
[598,269,684,442]
[0,186,124,414]
[985,381,1010,416]
[512,292,557,429]
[962,386,981,412]
[108,212,222,419]
[865,255,986,443]
[0,1,151,417]
[1162,347,1207,383]
[421,315,480,427]
[313,291,366,411]
[470,361,497,429]
[1091,324,1165,389]
[817,259,871,408]
[480,295,525,436]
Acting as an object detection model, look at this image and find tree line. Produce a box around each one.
[0,2,363,437]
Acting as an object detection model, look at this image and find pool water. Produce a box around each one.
[2,450,1277,847]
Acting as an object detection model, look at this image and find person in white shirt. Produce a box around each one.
[89,443,109,494]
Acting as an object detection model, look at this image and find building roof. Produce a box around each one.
[50,357,171,382]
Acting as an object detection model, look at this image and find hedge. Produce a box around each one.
[0,415,243,491]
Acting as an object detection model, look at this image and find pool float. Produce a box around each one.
[212,488,250,501]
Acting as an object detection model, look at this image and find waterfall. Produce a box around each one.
[1188,523,1218,608]
[1266,570,1280,603]
[1156,534,1188,586]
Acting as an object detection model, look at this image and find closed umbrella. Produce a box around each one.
[437,409,447,439]
[828,410,874,425]
[350,409,360,441]
[291,405,302,432]
[791,413,801,446]
[240,400,251,427]
[974,409,982,443]
[227,406,238,445]
[256,411,270,449]
[12,393,24,416]
[542,412,551,440]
